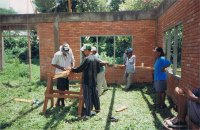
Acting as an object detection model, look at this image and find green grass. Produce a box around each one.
[0,60,176,130]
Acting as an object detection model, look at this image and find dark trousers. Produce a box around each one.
[83,84,100,116]
[56,78,69,106]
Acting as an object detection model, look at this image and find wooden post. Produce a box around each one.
[77,77,83,117]
[27,27,32,81]
[0,28,3,71]
[43,73,54,113]
[68,0,72,13]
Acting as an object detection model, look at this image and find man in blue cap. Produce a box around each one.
[123,48,136,91]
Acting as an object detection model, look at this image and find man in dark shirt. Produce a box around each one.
[71,44,104,119]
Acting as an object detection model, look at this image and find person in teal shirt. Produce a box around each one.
[91,46,109,96]
[153,47,171,109]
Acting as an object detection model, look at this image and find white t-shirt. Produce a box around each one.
[51,50,75,74]
[125,55,136,73]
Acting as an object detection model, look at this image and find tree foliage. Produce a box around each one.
[109,0,125,12]
[0,8,16,14]
[76,0,98,12]
[119,0,162,11]
[32,0,163,13]
[32,0,56,13]
[3,30,39,61]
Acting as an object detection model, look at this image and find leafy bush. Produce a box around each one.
[3,30,39,62]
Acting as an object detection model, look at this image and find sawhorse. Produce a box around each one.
[42,71,83,117]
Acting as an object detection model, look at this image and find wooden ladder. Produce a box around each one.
[42,71,83,117]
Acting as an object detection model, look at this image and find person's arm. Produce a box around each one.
[181,87,200,104]
[71,58,88,73]
[51,53,66,71]
[95,53,109,66]
[162,58,171,72]
[131,55,136,66]
[52,64,66,71]
[94,56,109,66]
[186,88,200,104]
[70,50,75,68]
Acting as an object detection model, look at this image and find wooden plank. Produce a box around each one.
[45,93,83,99]
[14,98,33,103]
[53,70,70,79]
[116,106,128,112]
[53,90,80,95]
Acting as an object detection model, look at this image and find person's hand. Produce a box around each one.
[162,67,166,72]
[64,67,72,71]
[103,61,109,66]
[184,87,193,98]
[175,87,185,96]
[118,65,125,68]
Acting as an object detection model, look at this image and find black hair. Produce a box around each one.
[156,47,164,57]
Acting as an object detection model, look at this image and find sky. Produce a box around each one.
[0,0,35,14]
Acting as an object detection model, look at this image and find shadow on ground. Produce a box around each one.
[0,101,44,129]
[43,99,81,129]
[123,83,175,129]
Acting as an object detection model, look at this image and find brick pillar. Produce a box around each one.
[0,29,4,71]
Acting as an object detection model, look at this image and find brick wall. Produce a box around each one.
[37,0,200,87]
[38,20,156,83]
[157,0,200,93]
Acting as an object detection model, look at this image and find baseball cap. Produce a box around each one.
[61,43,70,53]
[126,48,133,53]
[91,46,97,51]
[80,44,92,51]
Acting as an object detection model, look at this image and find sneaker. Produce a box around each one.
[90,111,96,116]
[82,116,90,121]
[95,110,100,113]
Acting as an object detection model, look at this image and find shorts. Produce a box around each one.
[154,80,167,93]
[187,100,200,126]
[57,78,69,91]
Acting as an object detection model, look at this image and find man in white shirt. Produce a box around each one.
[51,43,75,107]
[123,48,136,91]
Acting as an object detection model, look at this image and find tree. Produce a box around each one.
[32,0,56,13]
[109,0,125,12]
[0,8,16,14]
[76,0,98,12]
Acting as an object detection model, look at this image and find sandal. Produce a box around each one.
[110,117,119,122]
[167,117,187,128]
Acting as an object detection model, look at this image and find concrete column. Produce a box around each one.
[53,16,59,52]
[173,26,178,75]
[167,30,171,61]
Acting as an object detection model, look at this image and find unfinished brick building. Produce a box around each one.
[0,0,199,96]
